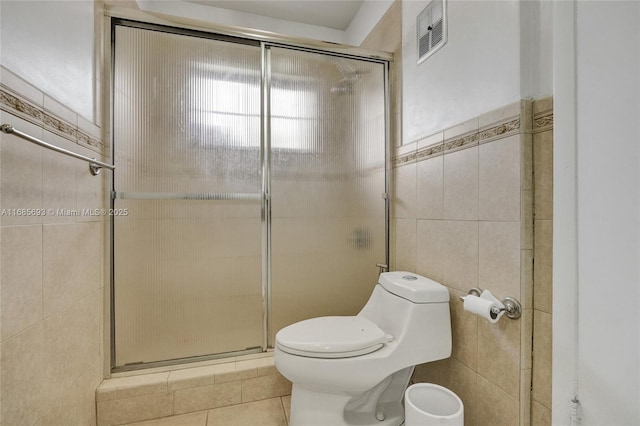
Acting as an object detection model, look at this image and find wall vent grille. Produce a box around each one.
[417,0,447,64]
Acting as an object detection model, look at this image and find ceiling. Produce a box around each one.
[187,0,365,31]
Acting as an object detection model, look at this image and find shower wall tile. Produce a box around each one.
[0,66,45,107]
[0,224,42,341]
[443,146,478,220]
[479,134,521,222]
[98,392,175,425]
[444,117,479,141]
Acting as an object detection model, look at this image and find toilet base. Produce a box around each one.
[289,384,405,426]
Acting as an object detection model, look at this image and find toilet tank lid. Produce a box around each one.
[378,271,449,303]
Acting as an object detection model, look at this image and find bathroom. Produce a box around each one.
[0,1,638,425]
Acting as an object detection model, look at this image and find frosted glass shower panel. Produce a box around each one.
[112,24,263,366]
[268,48,387,342]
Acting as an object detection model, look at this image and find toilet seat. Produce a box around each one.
[276,316,391,359]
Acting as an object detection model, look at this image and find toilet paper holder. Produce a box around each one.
[459,288,522,320]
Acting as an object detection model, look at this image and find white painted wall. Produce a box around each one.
[135,0,393,47]
[0,0,95,120]
[553,1,640,424]
[401,0,521,142]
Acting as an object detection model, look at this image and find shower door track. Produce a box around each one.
[109,18,390,372]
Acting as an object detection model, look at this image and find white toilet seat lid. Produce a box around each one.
[275,316,390,359]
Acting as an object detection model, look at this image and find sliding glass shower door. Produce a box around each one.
[111,21,388,369]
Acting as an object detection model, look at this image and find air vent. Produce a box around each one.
[417,0,447,64]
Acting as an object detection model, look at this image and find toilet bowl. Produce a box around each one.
[274,271,452,426]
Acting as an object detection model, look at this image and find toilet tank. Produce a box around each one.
[358,271,452,363]
[378,271,449,303]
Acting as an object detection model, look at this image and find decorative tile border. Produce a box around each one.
[0,87,103,154]
[393,99,553,166]
[533,112,553,134]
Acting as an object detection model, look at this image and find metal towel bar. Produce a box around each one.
[1,124,114,175]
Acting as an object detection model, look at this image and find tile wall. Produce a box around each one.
[531,97,553,425]
[392,100,535,426]
[95,355,291,425]
[0,67,106,425]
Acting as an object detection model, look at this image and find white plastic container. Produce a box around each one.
[404,383,464,425]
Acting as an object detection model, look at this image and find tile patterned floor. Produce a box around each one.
[125,396,291,426]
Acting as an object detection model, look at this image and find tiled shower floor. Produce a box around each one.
[125,396,291,426]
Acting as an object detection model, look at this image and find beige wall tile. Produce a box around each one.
[521,133,533,190]
[476,375,519,426]
[533,97,553,116]
[112,373,170,399]
[412,358,451,387]
[520,369,532,426]
[42,359,102,426]
[216,360,257,384]
[534,220,553,314]
[76,145,106,222]
[521,189,534,250]
[521,249,534,310]
[416,156,444,219]
[393,163,416,219]
[42,222,103,316]
[241,374,292,403]
[477,314,521,398]
[444,118,479,140]
[532,311,552,408]
[207,397,287,426]
[448,359,477,426]
[531,400,551,426]
[395,219,417,272]
[168,365,218,391]
[97,392,174,426]
[40,290,102,414]
[479,134,521,221]
[521,308,533,370]
[174,382,241,415]
[126,411,208,426]
[443,147,478,220]
[479,221,521,299]
[0,66,45,106]
[442,221,479,292]
[41,131,78,225]
[478,101,521,128]
[416,220,445,282]
[449,289,478,370]
[256,357,278,377]
[1,225,43,341]
[533,131,553,220]
[0,114,44,226]
[1,322,47,426]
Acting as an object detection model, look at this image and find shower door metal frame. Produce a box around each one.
[108,18,391,372]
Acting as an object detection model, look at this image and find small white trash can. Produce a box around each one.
[404,383,464,425]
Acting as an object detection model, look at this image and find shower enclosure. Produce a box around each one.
[111,20,389,370]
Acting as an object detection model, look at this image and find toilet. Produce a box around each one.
[274,271,452,426]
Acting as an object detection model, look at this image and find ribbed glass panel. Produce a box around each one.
[113,25,262,366]
[268,48,386,342]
